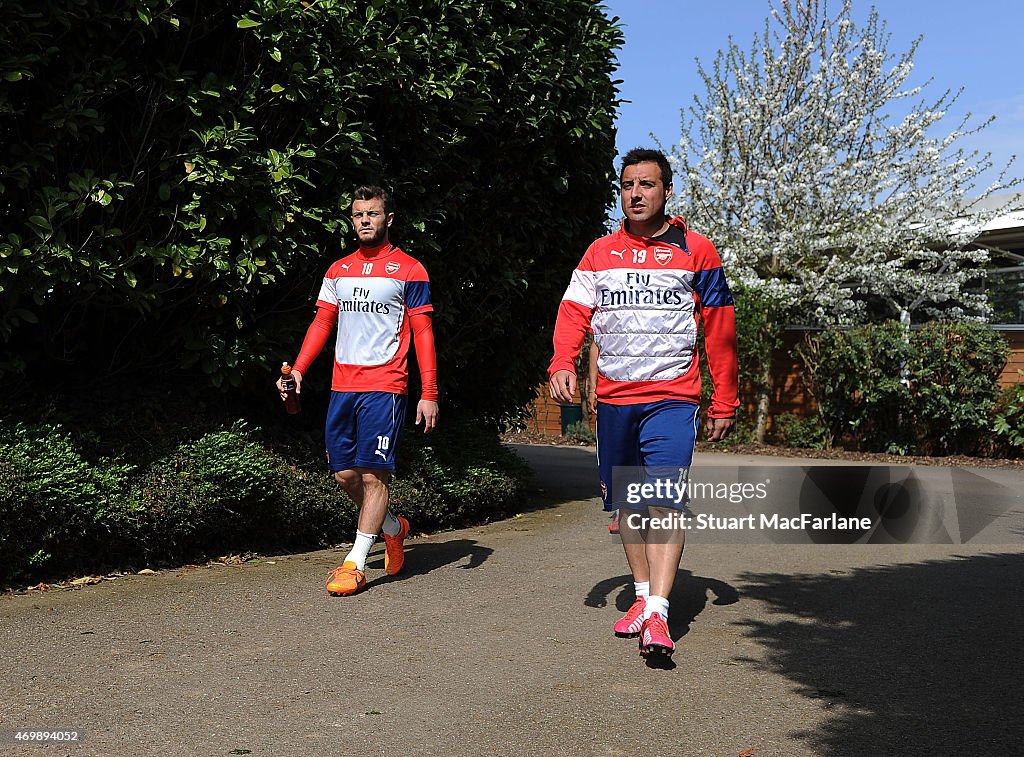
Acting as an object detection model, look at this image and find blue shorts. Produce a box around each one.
[596,400,700,511]
[325,391,408,472]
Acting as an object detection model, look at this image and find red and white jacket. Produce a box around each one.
[549,217,738,417]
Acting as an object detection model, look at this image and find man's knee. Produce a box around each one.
[359,469,390,490]
[647,505,686,544]
[619,508,649,544]
[334,469,361,490]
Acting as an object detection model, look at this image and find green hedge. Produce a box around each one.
[390,418,530,529]
[0,417,527,588]
[0,423,137,576]
[798,321,1008,455]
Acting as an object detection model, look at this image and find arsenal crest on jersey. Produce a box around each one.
[653,246,673,265]
[385,261,401,275]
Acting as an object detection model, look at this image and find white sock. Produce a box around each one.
[634,581,650,601]
[645,594,669,621]
[344,530,377,571]
[381,511,402,536]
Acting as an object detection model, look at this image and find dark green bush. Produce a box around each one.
[695,283,780,445]
[0,413,527,588]
[702,416,756,448]
[798,322,913,452]
[732,284,785,395]
[993,377,1024,455]
[0,0,622,423]
[390,419,528,530]
[563,420,597,446]
[136,423,285,562]
[772,413,825,449]
[0,422,139,582]
[799,321,1008,455]
[907,322,1008,455]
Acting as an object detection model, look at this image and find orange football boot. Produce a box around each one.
[326,561,366,596]
[382,515,410,576]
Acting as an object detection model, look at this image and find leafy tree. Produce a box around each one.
[671,0,1019,440]
[0,0,622,422]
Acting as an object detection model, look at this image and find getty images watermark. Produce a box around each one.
[608,465,1023,545]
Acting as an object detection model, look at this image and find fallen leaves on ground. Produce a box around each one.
[70,576,103,586]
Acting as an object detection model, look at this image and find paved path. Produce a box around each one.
[1,445,1022,756]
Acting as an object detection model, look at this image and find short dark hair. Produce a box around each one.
[352,185,395,215]
[620,148,672,188]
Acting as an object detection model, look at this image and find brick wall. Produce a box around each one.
[522,383,596,437]
[999,330,1024,386]
[757,329,817,421]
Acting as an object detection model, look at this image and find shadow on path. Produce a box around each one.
[365,538,493,587]
[586,569,740,669]
[736,551,1024,756]
[586,570,739,639]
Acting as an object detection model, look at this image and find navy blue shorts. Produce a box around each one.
[596,400,700,511]
[325,391,407,472]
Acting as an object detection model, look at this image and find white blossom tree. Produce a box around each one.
[672,0,1019,440]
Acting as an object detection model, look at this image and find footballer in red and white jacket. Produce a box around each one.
[548,149,738,657]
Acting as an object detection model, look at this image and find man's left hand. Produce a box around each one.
[416,400,439,433]
[706,416,735,442]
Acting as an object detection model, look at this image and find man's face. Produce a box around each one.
[620,161,671,227]
[351,197,393,247]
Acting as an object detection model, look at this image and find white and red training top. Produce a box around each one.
[549,217,739,417]
[293,242,437,399]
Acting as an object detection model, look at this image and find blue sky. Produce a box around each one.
[602,0,1023,193]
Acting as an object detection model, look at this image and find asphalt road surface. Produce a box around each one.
[1,445,1022,756]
